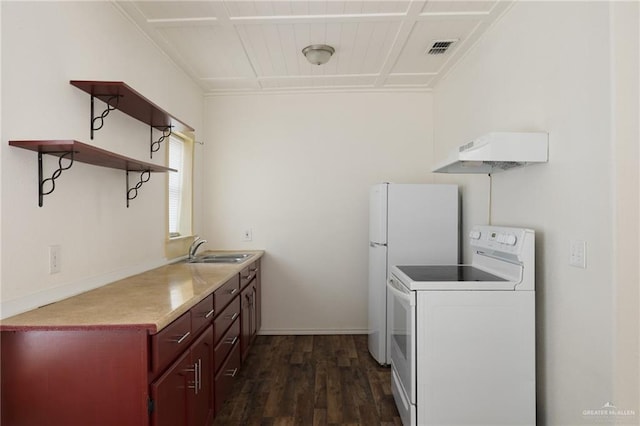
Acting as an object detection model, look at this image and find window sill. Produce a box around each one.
[165,234,196,260]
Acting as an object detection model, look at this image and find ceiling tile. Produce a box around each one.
[391,18,482,74]
[158,25,255,78]
[224,1,411,17]
[133,1,218,20]
[421,0,498,15]
[238,21,400,77]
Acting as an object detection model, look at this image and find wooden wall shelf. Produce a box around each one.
[70,80,194,157]
[9,140,176,207]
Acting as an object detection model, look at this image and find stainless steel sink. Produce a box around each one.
[187,253,254,264]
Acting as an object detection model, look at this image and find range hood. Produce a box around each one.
[433,132,548,174]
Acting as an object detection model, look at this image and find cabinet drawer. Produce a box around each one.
[214,343,241,414]
[214,297,240,343]
[214,275,239,314]
[150,312,192,374]
[191,294,214,335]
[239,261,259,289]
[214,317,240,372]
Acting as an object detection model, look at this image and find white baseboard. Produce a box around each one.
[258,328,367,335]
[0,259,170,320]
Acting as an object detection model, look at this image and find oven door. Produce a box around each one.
[387,275,416,404]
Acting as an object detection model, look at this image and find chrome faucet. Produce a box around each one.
[188,237,207,260]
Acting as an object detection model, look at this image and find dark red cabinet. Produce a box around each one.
[240,259,261,362]
[150,326,213,426]
[0,329,149,426]
[214,343,241,414]
[240,281,257,362]
[150,311,192,374]
[0,261,261,425]
[189,326,214,426]
[151,350,190,426]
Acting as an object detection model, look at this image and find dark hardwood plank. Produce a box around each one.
[326,365,343,423]
[313,408,327,426]
[213,335,401,426]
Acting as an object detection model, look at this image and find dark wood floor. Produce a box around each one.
[213,335,402,426]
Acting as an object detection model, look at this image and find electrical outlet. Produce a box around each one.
[569,240,586,269]
[242,228,253,242]
[49,245,61,274]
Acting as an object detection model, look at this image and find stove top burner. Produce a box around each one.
[396,265,507,282]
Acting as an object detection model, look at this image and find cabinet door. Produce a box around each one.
[189,326,214,426]
[248,283,257,343]
[240,282,253,362]
[150,351,190,426]
[241,281,258,362]
[255,260,261,333]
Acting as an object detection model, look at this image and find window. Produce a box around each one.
[166,133,194,258]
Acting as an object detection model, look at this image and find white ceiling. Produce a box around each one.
[115,0,512,95]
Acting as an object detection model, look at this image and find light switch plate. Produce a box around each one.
[242,228,252,242]
[569,240,586,269]
[49,245,61,274]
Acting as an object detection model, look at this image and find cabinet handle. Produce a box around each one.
[225,312,239,321]
[185,362,199,394]
[225,336,238,345]
[230,288,238,295]
[205,308,215,319]
[194,360,199,395]
[241,274,251,280]
[175,331,190,344]
[224,368,238,377]
[195,361,199,395]
[249,267,258,272]
[198,358,202,391]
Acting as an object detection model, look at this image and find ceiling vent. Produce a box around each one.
[426,39,458,55]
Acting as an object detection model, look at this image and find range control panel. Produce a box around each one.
[469,225,533,255]
[469,225,535,291]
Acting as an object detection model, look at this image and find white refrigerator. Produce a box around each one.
[368,183,459,365]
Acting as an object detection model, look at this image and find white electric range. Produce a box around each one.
[388,225,536,426]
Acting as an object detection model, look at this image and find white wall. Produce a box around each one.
[203,92,433,334]
[433,1,638,424]
[0,2,3,314]
[611,0,640,416]
[0,2,204,317]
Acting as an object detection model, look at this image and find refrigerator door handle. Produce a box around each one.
[370,242,388,248]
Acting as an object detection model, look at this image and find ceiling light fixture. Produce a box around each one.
[302,44,335,65]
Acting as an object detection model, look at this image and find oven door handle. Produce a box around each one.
[387,277,415,305]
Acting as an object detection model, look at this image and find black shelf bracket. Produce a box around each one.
[150,125,173,159]
[126,169,151,208]
[38,151,75,207]
[91,95,121,140]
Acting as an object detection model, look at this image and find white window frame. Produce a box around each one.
[165,131,194,259]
